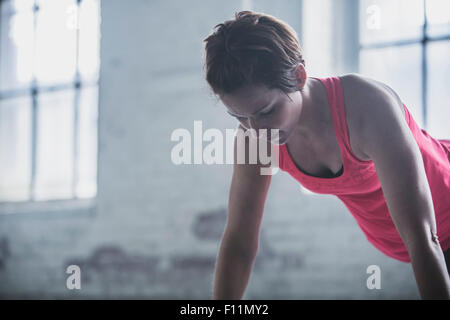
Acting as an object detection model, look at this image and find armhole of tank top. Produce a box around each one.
[378,81,410,126]
[335,76,373,164]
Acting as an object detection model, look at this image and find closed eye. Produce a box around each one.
[259,108,274,116]
[226,111,245,120]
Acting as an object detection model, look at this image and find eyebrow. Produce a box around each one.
[226,100,274,117]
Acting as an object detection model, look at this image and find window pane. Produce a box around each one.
[79,0,100,81]
[0,96,31,201]
[360,0,424,45]
[360,44,423,126]
[35,0,77,86]
[0,7,34,91]
[426,0,450,37]
[76,86,98,198]
[427,41,450,139]
[34,89,74,200]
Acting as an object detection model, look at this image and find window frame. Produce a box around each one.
[358,0,450,130]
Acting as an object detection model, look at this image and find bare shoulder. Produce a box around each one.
[338,73,408,158]
[336,74,406,161]
[339,73,405,118]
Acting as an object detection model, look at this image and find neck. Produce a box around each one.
[292,77,325,138]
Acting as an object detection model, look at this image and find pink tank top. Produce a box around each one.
[276,76,450,262]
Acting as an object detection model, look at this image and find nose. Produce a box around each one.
[248,118,261,137]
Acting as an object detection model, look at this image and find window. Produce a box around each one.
[359,0,450,139]
[0,0,100,202]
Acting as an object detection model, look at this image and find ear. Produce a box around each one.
[293,64,307,90]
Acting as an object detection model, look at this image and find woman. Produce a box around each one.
[203,11,450,299]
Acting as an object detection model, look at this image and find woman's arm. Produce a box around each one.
[213,126,273,299]
[351,75,450,299]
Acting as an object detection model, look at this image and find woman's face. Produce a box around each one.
[220,84,304,145]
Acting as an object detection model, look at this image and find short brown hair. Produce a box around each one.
[203,11,306,96]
